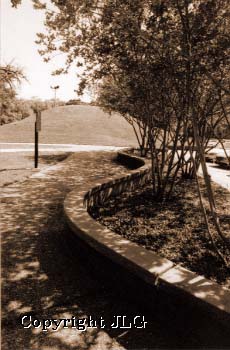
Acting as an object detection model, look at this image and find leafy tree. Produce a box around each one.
[97,75,149,156]
[12,0,230,264]
[0,64,30,124]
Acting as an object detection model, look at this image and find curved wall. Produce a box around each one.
[64,151,230,330]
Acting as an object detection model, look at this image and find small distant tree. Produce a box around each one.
[0,64,29,125]
[0,64,25,88]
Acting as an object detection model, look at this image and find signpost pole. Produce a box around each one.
[35,121,39,168]
[34,110,41,168]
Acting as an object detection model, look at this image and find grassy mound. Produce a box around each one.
[0,105,138,146]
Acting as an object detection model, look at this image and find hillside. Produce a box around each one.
[0,105,138,146]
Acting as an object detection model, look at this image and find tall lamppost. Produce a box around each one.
[50,85,59,107]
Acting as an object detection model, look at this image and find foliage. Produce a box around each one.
[11,0,230,264]
[0,63,64,125]
[26,98,65,115]
[97,76,149,156]
[0,64,29,125]
[65,99,83,105]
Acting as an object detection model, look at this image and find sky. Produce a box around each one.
[1,0,89,101]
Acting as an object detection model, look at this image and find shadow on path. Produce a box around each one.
[1,152,229,349]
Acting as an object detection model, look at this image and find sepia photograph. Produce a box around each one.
[1,0,230,349]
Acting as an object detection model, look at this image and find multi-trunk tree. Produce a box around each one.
[12,0,230,264]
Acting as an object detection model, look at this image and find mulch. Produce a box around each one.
[90,177,230,289]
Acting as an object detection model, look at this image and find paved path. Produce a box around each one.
[0,143,124,152]
[206,147,230,191]
[1,143,229,191]
[0,143,126,187]
[1,152,229,349]
[0,152,164,350]
[206,163,230,191]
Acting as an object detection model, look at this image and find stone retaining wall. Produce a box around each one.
[85,151,151,208]
[64,150,230,332]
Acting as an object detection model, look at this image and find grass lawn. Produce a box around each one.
[0,105,138,146]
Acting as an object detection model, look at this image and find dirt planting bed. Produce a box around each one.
[90,178,230,289]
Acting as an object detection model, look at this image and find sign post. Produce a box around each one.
[34,111,41,168]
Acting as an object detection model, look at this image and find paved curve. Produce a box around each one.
[0,152,165,350]
[1,142,229,190]
[1,152,229,349]
[0,143,126,187]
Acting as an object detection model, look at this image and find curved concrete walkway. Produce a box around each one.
[1,151,229,349]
